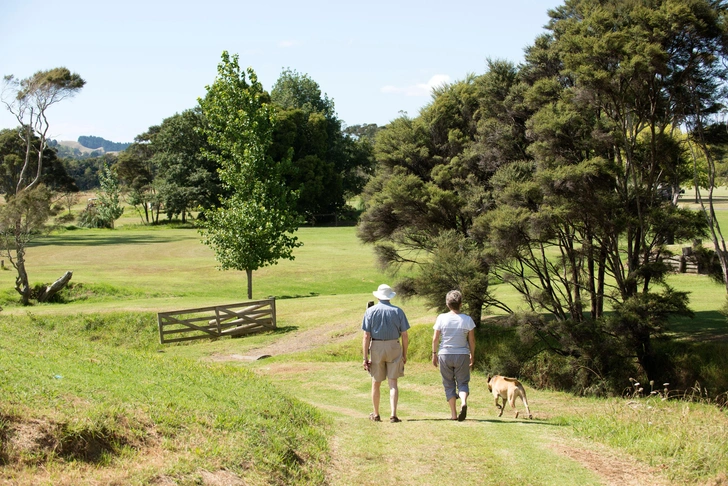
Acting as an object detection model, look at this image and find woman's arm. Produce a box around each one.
[432,329,441,367]
[467,329,475,369]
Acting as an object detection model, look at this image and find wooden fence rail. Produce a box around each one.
[157,298,276,344]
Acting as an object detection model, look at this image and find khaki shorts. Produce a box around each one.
[369,339,404,382]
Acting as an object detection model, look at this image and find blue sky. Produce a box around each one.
[0,0,561,143]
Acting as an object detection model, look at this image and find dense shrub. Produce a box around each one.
[407,318,728,398]
[77,205,112,228]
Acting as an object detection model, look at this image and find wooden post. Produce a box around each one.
[157,314,165,344]
[271,297,277,329]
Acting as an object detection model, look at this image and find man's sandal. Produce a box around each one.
[369,413,381,422]
[389,416,401,423]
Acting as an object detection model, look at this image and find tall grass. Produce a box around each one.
[570,388,728,482]
[0,312,329,484]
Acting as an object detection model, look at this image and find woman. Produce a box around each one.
[431,290,476,421]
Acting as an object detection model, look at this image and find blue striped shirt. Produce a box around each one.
[362,301,410,340]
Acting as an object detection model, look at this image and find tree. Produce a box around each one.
[198,52,302,299]
[96,164,124,228]
[270,69,374,222]
[0,128,77,196]
[344,123,382,142]
[668,0,728,293]
[357,64,528,324]
[1,67,84,304]
[152,108,222,222]
[473,0,718,389]
[115,130,159,224]
[61,153,115,191]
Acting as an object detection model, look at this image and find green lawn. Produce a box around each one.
[1,221,727,484]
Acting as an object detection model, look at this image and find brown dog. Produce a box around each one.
[487,375,533,419]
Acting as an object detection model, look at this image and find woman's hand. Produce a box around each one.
[432,353,438,367]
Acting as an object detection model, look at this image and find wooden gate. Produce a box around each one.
[157,298,276,344]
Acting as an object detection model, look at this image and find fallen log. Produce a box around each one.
[37,271,73,302]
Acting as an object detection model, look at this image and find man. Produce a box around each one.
[362,283,410,423]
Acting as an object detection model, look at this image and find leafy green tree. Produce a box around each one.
[115,130,159,224]
[62,154,115,190]
[198,52,302,299]
[668,0,728,293]
[358,64,528,324]
[344,123,381,142]
[152,108,222,222]
[96,164,124,228]
[474,0,720,387]
[1,67,84,304]
[77,164,124,229]
[270,69,374,222]
[0,128,77,196]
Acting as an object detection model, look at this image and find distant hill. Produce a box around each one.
[54,140,101,154]
[77,136,131,152]
[49,136,131,160]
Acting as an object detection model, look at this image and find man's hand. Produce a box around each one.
[363,359,371,372]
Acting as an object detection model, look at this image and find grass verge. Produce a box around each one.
[0,312,329,485]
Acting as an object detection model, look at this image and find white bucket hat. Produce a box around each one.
[373,284,396,301]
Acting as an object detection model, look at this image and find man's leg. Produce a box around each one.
[372,380,382,417]
[388,378,399,418]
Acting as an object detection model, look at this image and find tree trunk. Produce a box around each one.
[634,333,658,384]
[466,297,483,328]
[37,271,73,302]
[246,268,253,300]
[15,260,31,306]
[13,221,31,306]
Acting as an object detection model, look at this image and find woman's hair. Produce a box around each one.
[445,290,462,311]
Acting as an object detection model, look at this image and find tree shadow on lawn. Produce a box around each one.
[670,310,728,341]
[28,233,183,247]
[404,418,560,426]
[270,325,299,335]
[277,293,320,299]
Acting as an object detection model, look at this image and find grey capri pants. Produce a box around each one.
[438,353,470,400]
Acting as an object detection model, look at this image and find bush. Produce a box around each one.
[54,213,75,224]
[657,340,728,396]
[77,205,112,228]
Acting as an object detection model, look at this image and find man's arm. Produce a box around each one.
[362,331,372,371]
[401,330,408,364]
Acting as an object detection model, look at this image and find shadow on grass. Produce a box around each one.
[29,232,184,247]
[404,418,560,426]
[271,326,299,335]
[670,310,728,341]
[277,293,320,300]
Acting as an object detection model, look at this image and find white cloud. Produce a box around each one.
[381,74,451,97]
[278,40,297,48]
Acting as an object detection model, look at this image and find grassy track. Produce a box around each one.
[1,220,727,484]
[251,361,606,485]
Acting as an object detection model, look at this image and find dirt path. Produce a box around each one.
[212,324,680,485]
[549,440,674,486]
[207,321,361,362]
